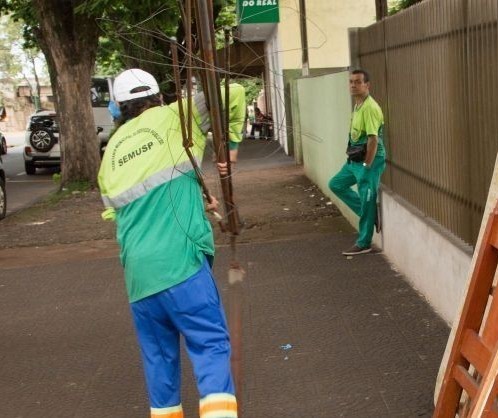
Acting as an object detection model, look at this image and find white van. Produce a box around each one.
[90,77,115,154]
[24,77,115,174]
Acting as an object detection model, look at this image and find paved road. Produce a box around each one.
[0,139,450,417]
[2,132,57,216]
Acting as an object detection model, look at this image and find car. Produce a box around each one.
[0,133,6,155]
[23,110,60,175]
[0,156,6,219]
[91,77,115,155]
[22,77,115,174]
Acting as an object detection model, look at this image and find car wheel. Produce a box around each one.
[0,136,6,155]
[24,161,36,175]
[0,176,6,219]
[30,128,56,152]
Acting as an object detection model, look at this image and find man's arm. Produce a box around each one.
[226,83,246,163]
[192,83,246,164]
[364,135,378,167]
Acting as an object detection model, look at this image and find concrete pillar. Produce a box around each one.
[348,27,360,69]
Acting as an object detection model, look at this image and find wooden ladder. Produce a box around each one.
[434,203,498,417]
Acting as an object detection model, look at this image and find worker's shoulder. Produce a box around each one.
[365,95,383,114]
[229,82,246,95]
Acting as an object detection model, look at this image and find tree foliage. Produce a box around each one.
[0,0,239,184]
[237,77,262,105]
[389,0,424,15]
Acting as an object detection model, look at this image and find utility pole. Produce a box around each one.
[375,0,388,21]
[299,0,309,76]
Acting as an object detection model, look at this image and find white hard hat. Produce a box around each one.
[113,69,160,102]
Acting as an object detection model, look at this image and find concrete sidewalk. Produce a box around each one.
[0,139,449,417]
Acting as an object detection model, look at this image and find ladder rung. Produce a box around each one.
[454,365,478,399]
[462,329,492,376]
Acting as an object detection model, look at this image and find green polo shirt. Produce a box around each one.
[349,95,385,158]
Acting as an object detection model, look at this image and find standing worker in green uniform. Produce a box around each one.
[328,69,386,256]
[98,69,245,418]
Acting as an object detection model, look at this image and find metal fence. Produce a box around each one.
[358,0,498,245]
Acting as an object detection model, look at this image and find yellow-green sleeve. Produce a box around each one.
[192,83,247,146]
[363,106,382,137]
[227,83,247,144]
[98,160,116,222]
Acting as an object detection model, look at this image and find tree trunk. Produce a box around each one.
[32,0,101,186]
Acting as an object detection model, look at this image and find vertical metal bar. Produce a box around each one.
[223,28,235,210]
[382,17,392,189]
[299,0,309,75]
[475,0,484,226]
[171,40,188,147]
[195,0,239,235]
[462,0,473,243]
[483,0,494,226]
[171,39,219,213]
[414,5,423,212]
[186,0,193,147]
[193,0,210,107]
[423,3,430,218]
[224,29,232,167]
[437,0,447,230]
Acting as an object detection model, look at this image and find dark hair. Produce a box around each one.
[351,69,370,83]
[115,94,162,129]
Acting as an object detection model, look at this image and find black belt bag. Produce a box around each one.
[346,144,367,163]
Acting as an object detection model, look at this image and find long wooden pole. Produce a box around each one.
[193,3,244,416]
[195,0,239,235]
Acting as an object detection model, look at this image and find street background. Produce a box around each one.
[2,131,58,216]
[0,140,449,417]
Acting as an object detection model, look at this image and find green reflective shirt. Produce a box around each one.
[349,95,386,158]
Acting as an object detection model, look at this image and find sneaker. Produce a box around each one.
[342,245,372,256]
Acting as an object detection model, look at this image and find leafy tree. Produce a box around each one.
[0,16,23,80]
[95,0,235,97]
[0,16,49,111]
[0,0,234,186]
[0,0,102,185]
[237,77,262,106]
[389,0,424,15]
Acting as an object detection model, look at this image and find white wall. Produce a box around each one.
[278,0,302,70]
[377,191,472,323]
[296,71,359,228]
[267,26,288,152]
[306,2,376,68]
[278,0,376,70]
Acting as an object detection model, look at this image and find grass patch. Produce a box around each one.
[45,180,92,205]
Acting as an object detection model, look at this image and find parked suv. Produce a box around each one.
[91,77,115,154]
[0,156,6,219]
[0,132,6,155]
[23,77,114,174]
[23,110,60,175]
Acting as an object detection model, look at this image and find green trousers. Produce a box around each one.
[328,156,386,248]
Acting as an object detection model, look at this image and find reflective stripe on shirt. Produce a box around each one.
[101,158,200,209]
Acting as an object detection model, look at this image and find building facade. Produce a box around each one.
[236,0,376,154]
